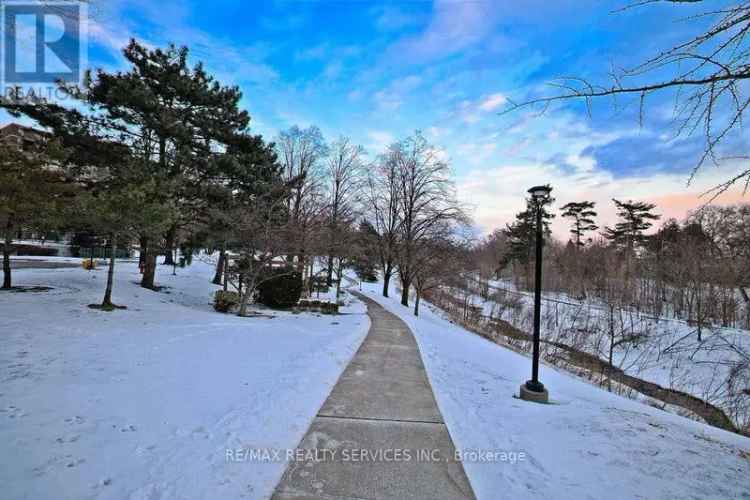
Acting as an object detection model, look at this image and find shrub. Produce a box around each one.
[12,244,58,257]
[354,261,378,282]
[214,290,240,313]
[257,268,303,309]
[321,302,339,314]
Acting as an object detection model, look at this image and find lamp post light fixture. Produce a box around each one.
[519,184,552,403]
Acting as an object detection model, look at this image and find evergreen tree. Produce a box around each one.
[4,40,257,289]
[203,133,284,288]
[501,195,554,271]
[81,40,251,288]
[560,201,598,247]
[78,160,174,309]
[0,138,72,289]
[604,199,660,252]
[352,220,380,282]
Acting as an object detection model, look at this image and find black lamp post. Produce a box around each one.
[520,184,552,403]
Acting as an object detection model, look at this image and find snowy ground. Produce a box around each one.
[452,279,750,431]
[0,257,369,500]
[360,282,750,500]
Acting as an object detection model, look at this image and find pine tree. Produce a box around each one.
[82,40,251,289]
[78,161,174,309]
[352,220,380,282]
[501,195,554,271]
[0,138,72,289]
[604,199,660,253]
[204,133,285,289]
[560,201,598,247]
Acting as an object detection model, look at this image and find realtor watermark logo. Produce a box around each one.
[1,0,87,92]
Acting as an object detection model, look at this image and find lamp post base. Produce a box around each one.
[519,383,549,403]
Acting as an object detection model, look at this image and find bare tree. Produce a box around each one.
[323,136,364,286]
[412,226,470,316]
[392,132,467,307]
[363,152,402,297]
[228,181,297,317]
[276,126,328,272]
[504,1,750,196]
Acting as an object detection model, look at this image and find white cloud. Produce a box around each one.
[387,0,498,63]
[374,90,403,111]
[456,141,498,166]
[372,75,422,112]
[86,1,280,87]
[323,61,343,80]
[373,5,418,31]
[295,43,329,61]
[478,93,507,112]
[366,130,396,153]
[427,126,447,139]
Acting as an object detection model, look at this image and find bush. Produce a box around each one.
[353,261,378,282]
[257,267,303,309]
[321,302,339,314]
[214,290,240,313]
[12,244,58,257]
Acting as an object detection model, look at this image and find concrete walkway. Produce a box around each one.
[272,293,476,500]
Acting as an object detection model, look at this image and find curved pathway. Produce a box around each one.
[271,292,476,500]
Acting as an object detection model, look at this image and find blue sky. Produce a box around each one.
[3,0,748,237]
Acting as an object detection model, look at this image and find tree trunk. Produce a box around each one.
[2,230,12,289]
[213,247,226,285]
[138,236,146,269]
[400,279,410,306]
[238,277,256,317]
[326,255,334,287]
[102,234,116,306]
[140,240,157,289]
[163,226,176,265]
[382,264,392,297]
[739,286,750,304]
[335,259,342,299]
[414,290,420,316]
[223,253,229,292]
[608,304,615,385]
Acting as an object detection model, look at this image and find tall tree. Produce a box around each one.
[364,151,402,297]
[604,199,660,253]
[604,199,660,296]
[0,136,71,289]
[392,133,466,307]
[501,195,554,287]
[561,201,598,247]
[82,40,251,289]
[203,133,282,288]
[79,171,173,309]
[322,136,364,286]
[276,125,328,273]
